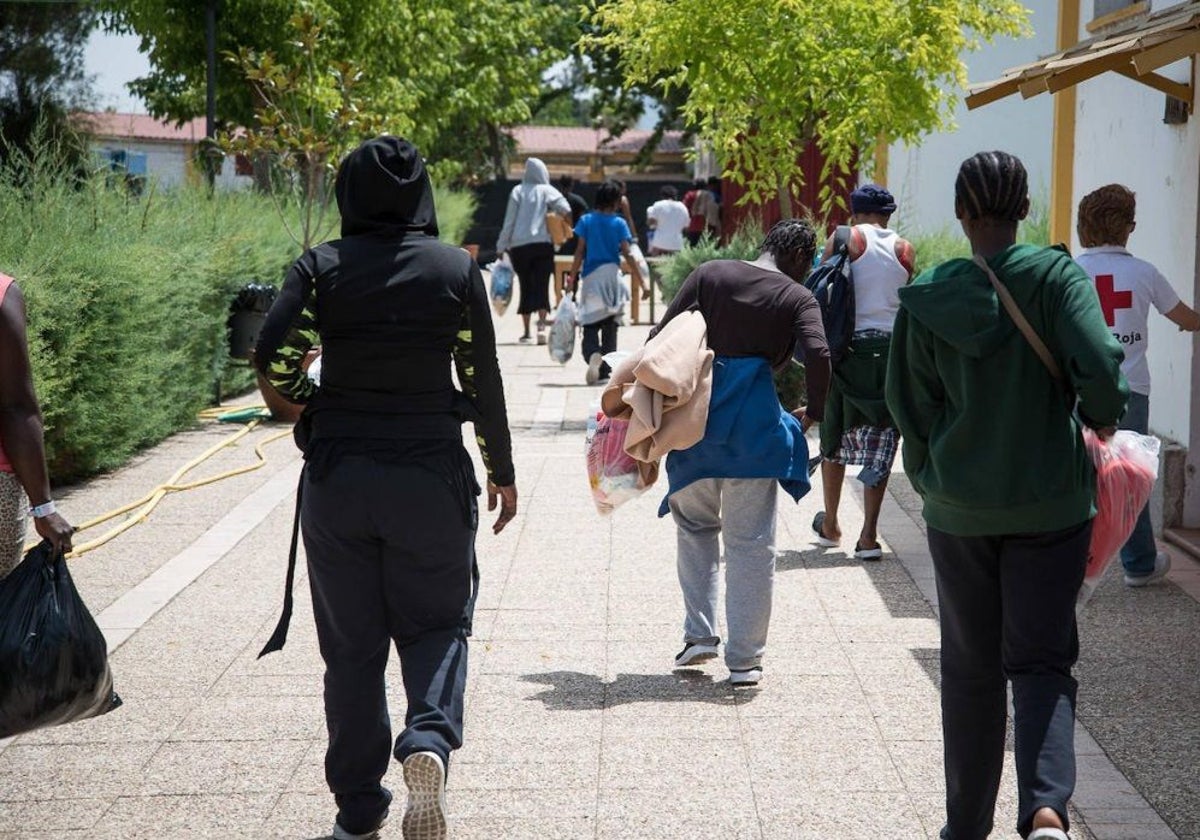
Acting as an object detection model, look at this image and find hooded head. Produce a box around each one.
[522,157,551,187]
[335,136,439,238]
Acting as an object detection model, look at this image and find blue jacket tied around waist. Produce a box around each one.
[660,356,812,516]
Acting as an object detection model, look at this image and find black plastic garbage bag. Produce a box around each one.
[0,542,121,738]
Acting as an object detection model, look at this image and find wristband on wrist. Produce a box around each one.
[30,500,56,519]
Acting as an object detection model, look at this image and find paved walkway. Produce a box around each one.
[0,312,1196,839]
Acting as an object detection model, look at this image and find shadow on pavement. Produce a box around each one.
[519,670,739,710]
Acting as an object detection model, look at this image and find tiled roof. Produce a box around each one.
[80,112,209,143]
[509,125,687,156]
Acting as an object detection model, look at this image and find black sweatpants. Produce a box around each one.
[929,520,1090,840]
[509,241,555,315]
[302,454,477,835]
[582,315,619,379]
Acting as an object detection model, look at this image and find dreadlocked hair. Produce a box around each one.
[761,218,817,266]
[955,151,1028,221]
[1077,184,1136,247]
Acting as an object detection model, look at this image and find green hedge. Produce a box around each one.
[0,146,487,483]
[0,161,297,482]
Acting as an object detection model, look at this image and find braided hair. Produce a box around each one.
[1077,184,1136,247]
[761,218,817,266]
[955,151,1028,221]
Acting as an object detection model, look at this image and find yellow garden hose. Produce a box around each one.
[25,412,294,558]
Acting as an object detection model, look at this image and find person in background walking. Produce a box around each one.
[554,175,591,306]
[646,185,690,257]
[1074,183,1200,587]
[683,178,707,247]
[652,218,831,687]
[496,157,571,344]
[0,272,74,577]
[569,179,643,385]
[257,137,517,840]
[886,151,1127,840]
[812,184,914,560]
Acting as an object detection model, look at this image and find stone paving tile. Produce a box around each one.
[0,797,111,832]
[0,741,159,801]
[137,738,309,796]
[754,791,926,839]
[92,792,277,837]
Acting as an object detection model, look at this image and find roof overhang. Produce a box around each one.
[966,0,1200,112]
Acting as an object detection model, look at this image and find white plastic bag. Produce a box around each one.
[548,295,577,364]
[487,254,514,316]
[585,404,648,515]
[628,243,651,290]
[1077,428,1162,610]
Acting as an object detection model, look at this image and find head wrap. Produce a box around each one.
[850,184,896,216]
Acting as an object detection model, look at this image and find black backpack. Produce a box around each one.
[803,225,855,365]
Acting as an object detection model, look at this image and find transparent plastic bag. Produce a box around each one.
[487,255,514,316]
[0,543,121,737]
[549,295,578,365]
[1077,428,1161,609]
[585,407,647,515]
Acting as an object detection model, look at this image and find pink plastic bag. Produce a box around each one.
[585,411,647,515]
[1078,427,1161,608]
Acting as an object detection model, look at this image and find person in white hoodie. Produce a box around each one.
[496,158,572,343]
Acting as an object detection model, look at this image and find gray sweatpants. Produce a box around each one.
[668,478,778,671]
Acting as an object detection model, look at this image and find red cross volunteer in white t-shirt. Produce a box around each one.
[1074,246,1195,396]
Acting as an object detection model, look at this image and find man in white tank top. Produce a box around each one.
[812,185,914,560]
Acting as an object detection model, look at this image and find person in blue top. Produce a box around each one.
[568,180,644,384]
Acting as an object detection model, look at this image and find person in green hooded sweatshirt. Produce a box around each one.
[885,151,1127,840]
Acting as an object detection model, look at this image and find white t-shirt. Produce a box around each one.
[1075,245,1180,396]
[646,199,690,252]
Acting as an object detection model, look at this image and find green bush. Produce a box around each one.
[433,183,477,246]
[0,153,297,482]
[902,191,1051,276]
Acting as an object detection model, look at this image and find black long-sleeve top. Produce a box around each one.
[649,259,831,421]
[255,234,515,487]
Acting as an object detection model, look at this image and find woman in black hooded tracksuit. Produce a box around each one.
[256,137,517,840]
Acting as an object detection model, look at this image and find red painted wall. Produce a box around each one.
[720,140,855,240]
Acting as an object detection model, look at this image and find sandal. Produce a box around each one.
[811,512,839,548]
[854,542,883,561]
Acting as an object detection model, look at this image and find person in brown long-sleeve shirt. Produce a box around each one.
[650,218,830,687]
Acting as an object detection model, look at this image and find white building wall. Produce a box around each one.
[92,139,251,191]
[1071,56,1199,446]
[886,0,1057,235]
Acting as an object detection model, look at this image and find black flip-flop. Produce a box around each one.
[812,512,838,548]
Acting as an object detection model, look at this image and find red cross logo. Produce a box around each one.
[1095,274,1132,327]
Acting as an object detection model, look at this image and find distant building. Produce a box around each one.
[82,112,250,191]
[506,126,690,181]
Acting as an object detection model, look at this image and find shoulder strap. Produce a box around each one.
[972,255,1063,382]
[833,225,851,255]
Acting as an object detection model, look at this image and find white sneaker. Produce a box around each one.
[585,352,604,385]
[1124,551,1171,587]
[729,667,763,687]
[1028,829,1069,840]
[673,641,719,668]
[332,814,388,840]
[402,751,448,840]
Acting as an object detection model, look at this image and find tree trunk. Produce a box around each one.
[778,178,794,219]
